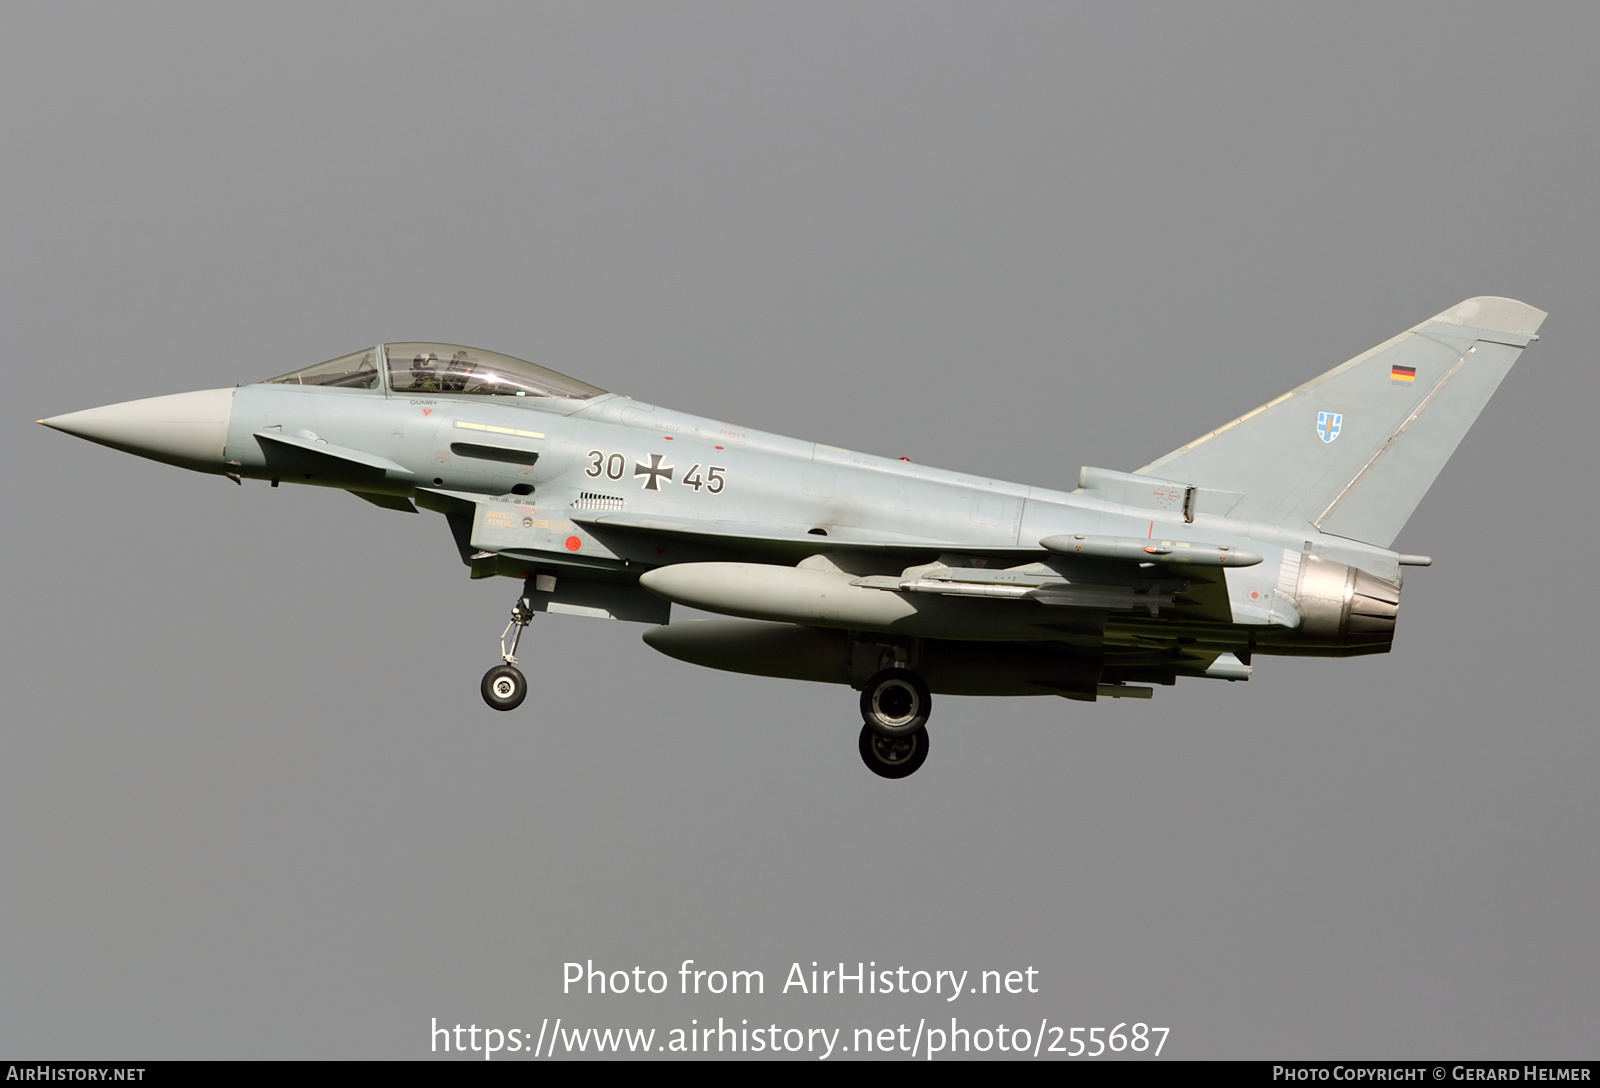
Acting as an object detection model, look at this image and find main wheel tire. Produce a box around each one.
[858,722,929,779]
[481,664,528,711]
[860,667,932,738]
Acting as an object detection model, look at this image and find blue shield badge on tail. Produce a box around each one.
[1316,411,1342,443]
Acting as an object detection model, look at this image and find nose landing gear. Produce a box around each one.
[482,664,527,710]
[481,591,534,711]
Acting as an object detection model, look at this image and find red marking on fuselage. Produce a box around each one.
[1148,521,1154,538]
[422,408,432,416]
[565,536,582,552]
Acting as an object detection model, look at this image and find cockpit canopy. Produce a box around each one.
[385,343,606,399]
[261,344,606,400]
[262,348,381,389]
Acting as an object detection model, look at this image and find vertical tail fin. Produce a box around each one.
[1138,297,1546,547]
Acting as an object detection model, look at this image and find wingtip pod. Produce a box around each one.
[1429,296,1547,337]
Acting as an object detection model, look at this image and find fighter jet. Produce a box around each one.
[39,297,1544,778]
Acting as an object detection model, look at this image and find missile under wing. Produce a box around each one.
[38,297,1546,778]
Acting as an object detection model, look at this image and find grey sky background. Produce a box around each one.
[3,3,1596,1060]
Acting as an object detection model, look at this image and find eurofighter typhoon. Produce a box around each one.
[39,297,1544,778]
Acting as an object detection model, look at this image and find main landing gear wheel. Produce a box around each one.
[481,665,527,711]
[858,722,929,779]
[860,667,932,738]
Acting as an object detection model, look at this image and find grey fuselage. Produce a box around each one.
[215,376,1400,664]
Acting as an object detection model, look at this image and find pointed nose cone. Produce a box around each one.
[40,388,236,472]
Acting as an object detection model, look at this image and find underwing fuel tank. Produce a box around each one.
[637,562,1104,642]
[642,620,1108,697]
[1277,554,1402,657]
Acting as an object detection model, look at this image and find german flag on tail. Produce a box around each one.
[1390,364,1417,382]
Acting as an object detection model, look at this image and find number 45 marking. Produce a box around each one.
[682,464,726,493]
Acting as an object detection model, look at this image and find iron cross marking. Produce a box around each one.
[634,453,675,491]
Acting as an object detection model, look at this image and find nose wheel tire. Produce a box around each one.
[860,667,932,737]
[858,722,929,779]
[481,665,528,711]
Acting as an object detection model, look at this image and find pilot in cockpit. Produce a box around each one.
[411,352,440,391]
[444,350,476,392]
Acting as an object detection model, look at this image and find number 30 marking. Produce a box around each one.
[583,450,628,481]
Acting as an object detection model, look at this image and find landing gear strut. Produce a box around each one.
[481,592,533,711]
